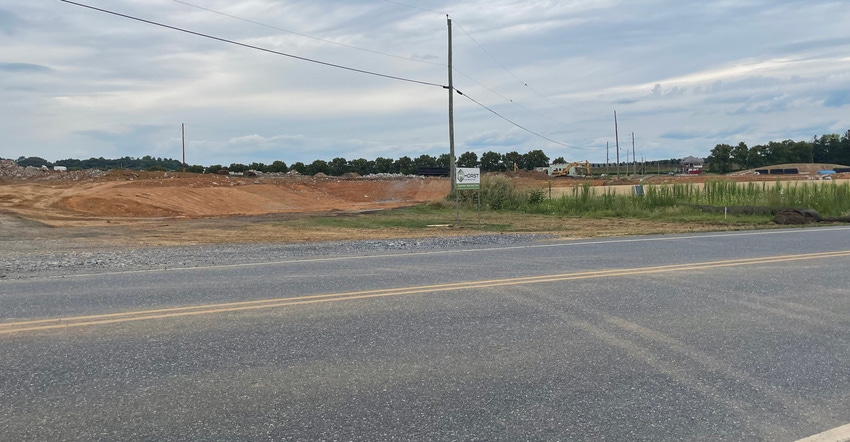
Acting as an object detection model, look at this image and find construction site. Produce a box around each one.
[2,159,848,247]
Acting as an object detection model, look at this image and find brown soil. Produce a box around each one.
[1,163,843,248]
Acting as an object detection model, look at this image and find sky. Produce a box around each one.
[2,0,850,167]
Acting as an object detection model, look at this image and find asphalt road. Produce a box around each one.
[2,227,850,441]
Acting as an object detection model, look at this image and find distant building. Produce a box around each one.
[680,156,704,174]
[53,166,67,172]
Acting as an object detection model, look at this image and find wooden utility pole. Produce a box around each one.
[447,16,456,191]
[614,110,620,179]
[606,141,610,175]
[182,123,186,172]
[631,132,636,176]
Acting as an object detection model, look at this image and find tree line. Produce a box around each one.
[12,131,849,177]
[12,155,185,172]
[11,150,554,175]
[707,131,850,173]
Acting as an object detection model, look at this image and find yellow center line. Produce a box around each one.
[3,250,849,335]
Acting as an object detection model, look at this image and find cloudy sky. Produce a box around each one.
[2,0,849,167]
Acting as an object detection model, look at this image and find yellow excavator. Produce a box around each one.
[547,161,591,178]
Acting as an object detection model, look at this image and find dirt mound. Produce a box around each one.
[774,209,822,224]
[0,173,450,225]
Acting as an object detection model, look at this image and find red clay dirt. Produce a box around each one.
[1,162,844,247]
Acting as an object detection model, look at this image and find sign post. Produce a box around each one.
[455,167,481,225]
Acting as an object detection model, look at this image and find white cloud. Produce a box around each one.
[1,0,849,165]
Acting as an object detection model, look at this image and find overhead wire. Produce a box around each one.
[381,0,446,16]
[59,0,446,89]
[62,0,596,151]
[454,89,602,151]
[380,1,593,149]
[176,0,589,150]
[452,68,575,129]
[380,1,572,109]
[450,18,573,113]
[171,0,445,68]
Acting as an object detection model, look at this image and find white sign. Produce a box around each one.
[455,167,480,190]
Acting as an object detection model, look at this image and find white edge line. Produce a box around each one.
[796,423,850,442]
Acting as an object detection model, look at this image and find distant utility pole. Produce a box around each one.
[606,141,610,175]
[182,123,186,173]
[447,16,456,192]
[631,132,636,176]
[614,110,620,179]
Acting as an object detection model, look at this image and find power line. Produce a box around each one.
[178,0,582,147]
[171,0,445,68]
[452,68,573,129]
[60,0,446,89]
[64,0,599,152]
[455,89,602,151]
[450,18,571,112]
[381,0,446,16]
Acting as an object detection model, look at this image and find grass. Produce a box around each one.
[521,179,850,218]
[273,203,776,238]
[270,178,849,238]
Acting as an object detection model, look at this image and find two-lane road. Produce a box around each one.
[2,227,850,440]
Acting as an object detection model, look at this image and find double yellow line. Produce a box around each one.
[3,250,849,335]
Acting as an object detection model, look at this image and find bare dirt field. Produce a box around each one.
[1,161,844,248]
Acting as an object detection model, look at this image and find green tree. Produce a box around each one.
[707,143,733,173]
[788,140,813,163]
[307,159,329,175]
[747,145,766,169]
[268,160,288,173]
[374,157,394,174]
[15,156,51,167]
[247,162,267,172]
[730,142,749,170]
[522,149,549,169]
[229,163,248,173]
[502,151,523,171]
[328,157,348,176]
[394,156,414,174]
[457,151,478,167]
[290,162,307,174]
[413,154,437,170]
[349,158,374,175]
[479,151,502,172]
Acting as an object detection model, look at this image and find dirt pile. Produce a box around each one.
[774,209,822,225]
[0,160,105,182]
[0,171,450,225]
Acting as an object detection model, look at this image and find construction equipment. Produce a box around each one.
[547,161,591,178]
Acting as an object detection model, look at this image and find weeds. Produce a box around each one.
[452,178,850,219]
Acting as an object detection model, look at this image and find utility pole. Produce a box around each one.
[614,110,620,179]
[182,123,186,173]
[447,16,456,192]
[631,132,636,176]
[606,141,610,176]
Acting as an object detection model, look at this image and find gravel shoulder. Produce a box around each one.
[0,214,554,280]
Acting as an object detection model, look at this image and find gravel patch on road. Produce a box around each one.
[1,234,554,280]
